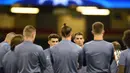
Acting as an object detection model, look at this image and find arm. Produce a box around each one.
[110,44,115,65]
[38,47,47,71]
[83,46,86,66]
[49,48,54,65]
[118,52,126,73]
[78,49,83,69]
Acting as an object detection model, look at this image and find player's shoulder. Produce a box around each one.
[44,48,50,52]
[15,42,24,49]
[0,42,9,47]
[70,42,82,51]
[84,41,93,45]
[33,44,43,50]
[121,49,130,54]
[103,40,112,44]
[71,42,80,47]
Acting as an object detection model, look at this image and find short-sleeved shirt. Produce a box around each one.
[83,40,114,73]
[50,40,83,73]
[2,51,17,73]
[15,41,47,73]
[119,48,130,73]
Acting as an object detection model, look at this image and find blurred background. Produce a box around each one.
[0,0,130,49]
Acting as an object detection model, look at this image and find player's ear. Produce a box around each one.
[48,41,50,45]
[91,30,94,35]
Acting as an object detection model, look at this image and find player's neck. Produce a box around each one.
[4,40,10,45]
[50,46,53,48]
[94,35,103,40]
[80,45,84,48]
[24,37,34,42]
[62,36,71,41]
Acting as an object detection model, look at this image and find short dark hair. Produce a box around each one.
[48,34,60,41]
[122,30,130,48]
[92,22,104,34]
[23,25,36,37]
[112,41,121,50]
[72,32,83,41]
[61,23,72,37]
[11,34,23,51]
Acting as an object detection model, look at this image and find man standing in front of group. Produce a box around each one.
[73,32,84,48]
[83,22,114,73]
[43,33,60,73]
[50,23,83,73]
[15,25,47,73]
[72,32,87,73]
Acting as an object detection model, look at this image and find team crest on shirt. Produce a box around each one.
[46,56,50,60]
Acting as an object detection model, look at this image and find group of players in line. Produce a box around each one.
[0,22,129,73]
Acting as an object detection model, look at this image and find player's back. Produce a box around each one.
[83,40,114,73]
[2,51,17,73]
[50,40,82,73]
[15,41,46,73]
[0,42,10,68]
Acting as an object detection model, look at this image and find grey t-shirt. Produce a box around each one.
[50,40,83,73]
[83,40,114,73]
[15,41,47,73]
